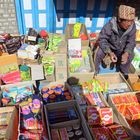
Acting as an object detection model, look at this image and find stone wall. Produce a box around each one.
[0,0,18,34]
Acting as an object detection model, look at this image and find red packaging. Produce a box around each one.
[87,106,101,125]
[84,94,96,105]
[108,124,130,140]
[22,118,43,130]
[131,95,139,103]
[125,95,132,103]
[119,104,126,116]
[125,105,140,121]
[100,107,113,125]
[51,129,60,140]
[92,127,111,140]
[120,95,129,104]
[20,130,43,140]
[112,96,121,104]
[116,105,120,112]
[59,128,69,140]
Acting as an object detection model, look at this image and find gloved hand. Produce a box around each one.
[121,52,129,64]
[109,52,117,62]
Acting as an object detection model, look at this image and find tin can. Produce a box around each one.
[42,93,49,102]
[41,87,49,94]
[65,95,72,101]
[49,94,56,103]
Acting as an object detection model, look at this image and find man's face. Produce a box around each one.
[119,19,134,30]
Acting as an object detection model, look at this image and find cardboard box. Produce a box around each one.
[55,53,67,67]
[128,74,139,84]
[55,67,68,81]
[0,107,19,140]
[128,74,140,91]
[108,92,140,136]
[44,101,80,128]
[0,81,36,90]
[18,58,39,65]
[68,48,95,84]
[44,100,93,140]
[95,72,132,91]
[65,24,89,46]
[45,74,56,82]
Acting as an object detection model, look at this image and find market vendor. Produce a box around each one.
[95,5,136,75]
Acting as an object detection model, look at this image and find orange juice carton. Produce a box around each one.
[100,107,113,125]
[87,106,101,125]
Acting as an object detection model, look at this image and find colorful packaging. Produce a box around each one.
[119,104,126,116]
[125,105,140,121]
[59,128,69,140]
[90,92,105,107]
[108,124,130,140]
[100,107,113,126]
[19,95,42,130]
[2,84,33,105]
[51,129,60,140]
[20,65,31,81]
[112,96,122,104]
[87,106,101,125]
[84,94,96,105]
[0,54,21,84]
[0,126,7,139]
[41,84,72,103]
[92,127,111,140]
[19,130,43,140]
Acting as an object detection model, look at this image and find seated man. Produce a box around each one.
[95,5,136,75]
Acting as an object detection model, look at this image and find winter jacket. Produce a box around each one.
[98,17,136,55]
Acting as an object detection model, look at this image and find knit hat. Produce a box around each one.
[118,5,135,20]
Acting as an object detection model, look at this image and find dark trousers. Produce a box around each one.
[95,47,134,75]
